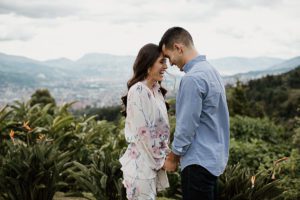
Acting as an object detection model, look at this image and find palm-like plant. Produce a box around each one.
[0,138,72,200]
[218,164,283,200]
[67,140,125,200]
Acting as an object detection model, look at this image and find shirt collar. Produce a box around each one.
[141,80,160,91]
[183,55,206,73]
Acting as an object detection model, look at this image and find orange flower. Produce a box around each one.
[9,129,15,144]
[251,176,256,188]
[38,134,45,140]
[9,129,15,139]
[23,121,32,131]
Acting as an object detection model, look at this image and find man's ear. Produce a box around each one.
[174,43,183,54]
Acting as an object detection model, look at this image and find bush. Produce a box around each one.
[0,139,72,200]
[67,141,126,200]
[218,164,282,200]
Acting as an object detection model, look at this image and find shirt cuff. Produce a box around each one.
[171,145,184,156]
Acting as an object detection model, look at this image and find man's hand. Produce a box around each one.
[163,152,180,172]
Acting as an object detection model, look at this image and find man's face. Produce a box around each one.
[162,44,184,71]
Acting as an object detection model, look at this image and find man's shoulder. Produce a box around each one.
[183,69,208,84]
[181,73,208,93]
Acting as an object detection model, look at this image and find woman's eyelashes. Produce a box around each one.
[160,58,167,64]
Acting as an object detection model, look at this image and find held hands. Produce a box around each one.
[163,151,180,172]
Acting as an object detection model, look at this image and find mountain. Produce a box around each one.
[1,51,299,108]
[74,53,135,78]
[0,53,67,86]
[223,56,300,85]
[44,55,285,77]
[210,57,284,75]
[267,56,300,72]
[44,53,136,79]
[0,52,289,83]
[44,57,75,69]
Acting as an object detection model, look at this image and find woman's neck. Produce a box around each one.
[143,78,156,90]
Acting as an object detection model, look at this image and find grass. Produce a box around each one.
[53,192,176,200]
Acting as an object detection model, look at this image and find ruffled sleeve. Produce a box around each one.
[124,83,153,143]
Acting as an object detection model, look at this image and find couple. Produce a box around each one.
[119,27,230,200]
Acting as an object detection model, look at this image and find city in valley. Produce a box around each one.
[1,52,299,109]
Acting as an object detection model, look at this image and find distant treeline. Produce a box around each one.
[69,66,300,127]
[72,105,123,122]
[227,66,300,128]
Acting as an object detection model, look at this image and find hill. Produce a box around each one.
[227,66,300,123]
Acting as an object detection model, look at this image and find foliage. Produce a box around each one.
[227,80,253,117]
[67,144,125,200]
[218,164,282,200]
[230,115,286,143]
[0,135,72,200]
[1,69,299,200]
[227,66,300,124]
[277,149,300,200]
[158,172,182,200]
[73,105,122,122]
[30,88,56,111]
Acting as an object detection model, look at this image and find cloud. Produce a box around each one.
[0,0,299,60]
[0,0,82,18]
[0,32,34,41]
[79,0,217,25]
[204,0,284,9]
[0,14,36,41]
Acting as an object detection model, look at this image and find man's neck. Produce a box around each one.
[184,48,199,65]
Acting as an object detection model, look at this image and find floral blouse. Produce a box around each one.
[119,81,170,183]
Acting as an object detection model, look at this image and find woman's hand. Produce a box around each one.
[163,152,179,172]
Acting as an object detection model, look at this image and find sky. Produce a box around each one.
[0,0,299,61]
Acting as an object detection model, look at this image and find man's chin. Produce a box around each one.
[177,65,184,71]
[173,64,183,71]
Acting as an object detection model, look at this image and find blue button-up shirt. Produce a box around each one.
[172,55,230,176]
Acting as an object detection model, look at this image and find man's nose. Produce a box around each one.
[163,63,168,69]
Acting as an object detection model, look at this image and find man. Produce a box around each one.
[159,27,230,200]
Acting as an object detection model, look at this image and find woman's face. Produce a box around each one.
[147,53,168,82]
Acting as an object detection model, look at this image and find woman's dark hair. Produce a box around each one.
[121,43,169,116]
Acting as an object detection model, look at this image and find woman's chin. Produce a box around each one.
[157,77,164,81]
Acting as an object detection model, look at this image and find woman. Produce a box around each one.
[120,43,170,200]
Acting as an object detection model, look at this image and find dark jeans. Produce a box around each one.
[181,164,218,200]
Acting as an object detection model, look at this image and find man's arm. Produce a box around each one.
[172,76,206,156]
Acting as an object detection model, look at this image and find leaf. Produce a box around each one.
[100,175,108,190]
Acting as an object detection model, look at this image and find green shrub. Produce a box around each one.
[67,141,125,200]
[0,139,72,200]
[218,164,282,200]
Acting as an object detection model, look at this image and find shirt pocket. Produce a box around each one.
[203,82,221,113]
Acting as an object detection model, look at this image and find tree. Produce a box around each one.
[30,89,56,107]
[228,80,251,116]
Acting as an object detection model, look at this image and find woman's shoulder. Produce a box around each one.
[129,81,147,93]
[128,82,151,99]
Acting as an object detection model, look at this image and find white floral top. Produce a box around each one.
[119,81,170,185]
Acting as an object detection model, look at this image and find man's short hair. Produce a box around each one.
[159,27,194,50]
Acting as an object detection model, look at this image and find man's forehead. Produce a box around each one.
[162,45,169,54]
